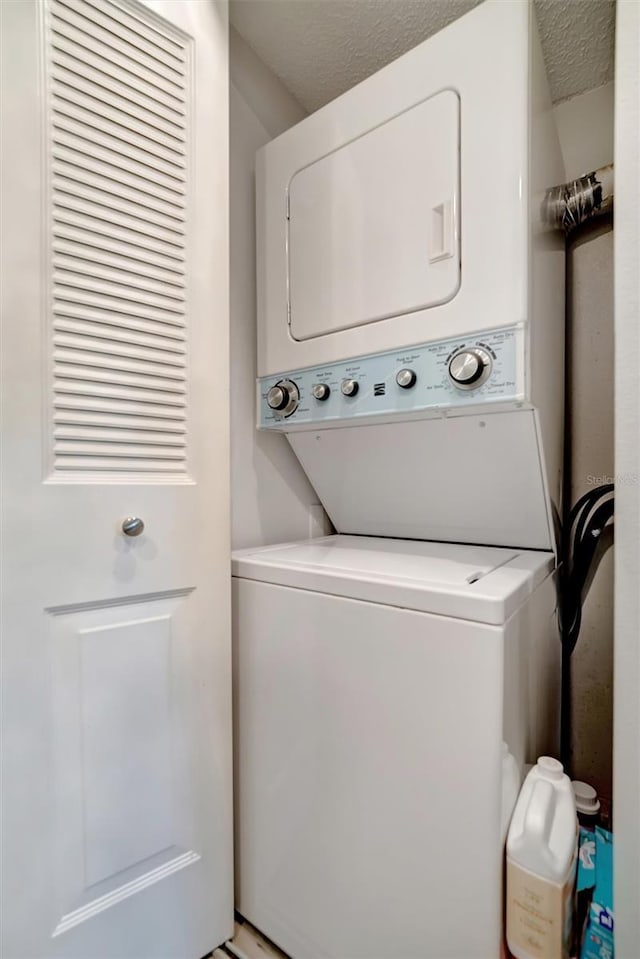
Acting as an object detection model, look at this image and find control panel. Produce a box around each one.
[258,327,521,429]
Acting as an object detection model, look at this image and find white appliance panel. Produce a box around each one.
[234,579,505,959]
[288,90,460,341]
[287,411,554,550]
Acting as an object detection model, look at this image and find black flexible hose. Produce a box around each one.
[564,498,614,653]
[559,484,614,771]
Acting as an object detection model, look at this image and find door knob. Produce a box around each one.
[122,516,145,537]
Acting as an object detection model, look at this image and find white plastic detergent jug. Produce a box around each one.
[506,756,578,959]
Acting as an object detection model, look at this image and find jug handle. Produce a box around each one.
[524,779,554,841]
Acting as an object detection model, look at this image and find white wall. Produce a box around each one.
[230,29,327,550]
[554,82,613,180]
[613,0,640,950]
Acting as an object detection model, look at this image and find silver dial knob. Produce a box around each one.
[448,349,492,390]
[341,379,359,397]
[267,385,287,410]
[312,383,331,401]
[396,368,417,389]
[266,379,300,416]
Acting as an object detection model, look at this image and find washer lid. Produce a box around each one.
[232,535,554,625]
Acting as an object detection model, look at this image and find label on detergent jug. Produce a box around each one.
[506,861,574,959]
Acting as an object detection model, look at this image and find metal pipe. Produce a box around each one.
[543,164,614,233]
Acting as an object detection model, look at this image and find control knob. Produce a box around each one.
[448,348,492,390]
[396,368,417,389]
[266,379,299,416]
[312,383,331,401]
[341,379,359,397]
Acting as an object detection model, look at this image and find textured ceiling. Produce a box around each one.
[230,0,616,113]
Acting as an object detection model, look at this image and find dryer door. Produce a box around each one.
[288,89,460,342]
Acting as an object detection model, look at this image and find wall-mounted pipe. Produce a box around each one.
[543,164,614,233]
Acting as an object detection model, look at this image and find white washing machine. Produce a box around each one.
[233,536,559,959]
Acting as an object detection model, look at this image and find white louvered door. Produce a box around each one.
[1,1,232,958]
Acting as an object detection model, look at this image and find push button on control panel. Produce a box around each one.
[396,368,417,389]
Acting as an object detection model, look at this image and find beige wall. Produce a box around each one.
[554,84,614,799]
[566,218,614,799]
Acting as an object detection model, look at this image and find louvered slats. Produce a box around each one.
[47,0,190,474]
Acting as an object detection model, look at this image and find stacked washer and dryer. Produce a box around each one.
[232,2,566,956]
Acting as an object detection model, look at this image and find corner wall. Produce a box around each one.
[230,29,326,549]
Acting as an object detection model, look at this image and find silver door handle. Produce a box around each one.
[122,516,145,537]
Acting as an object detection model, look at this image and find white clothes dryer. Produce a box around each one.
[255,0,566,554]
[232,535,559,959]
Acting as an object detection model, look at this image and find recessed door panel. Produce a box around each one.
[80,615,175,887]
[288,90,460,341]
[49,594,201,938]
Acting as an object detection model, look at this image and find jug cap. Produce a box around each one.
[572,780,600,816]
[536,756,564,781]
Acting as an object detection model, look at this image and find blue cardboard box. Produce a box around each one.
[580,827,614,959]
